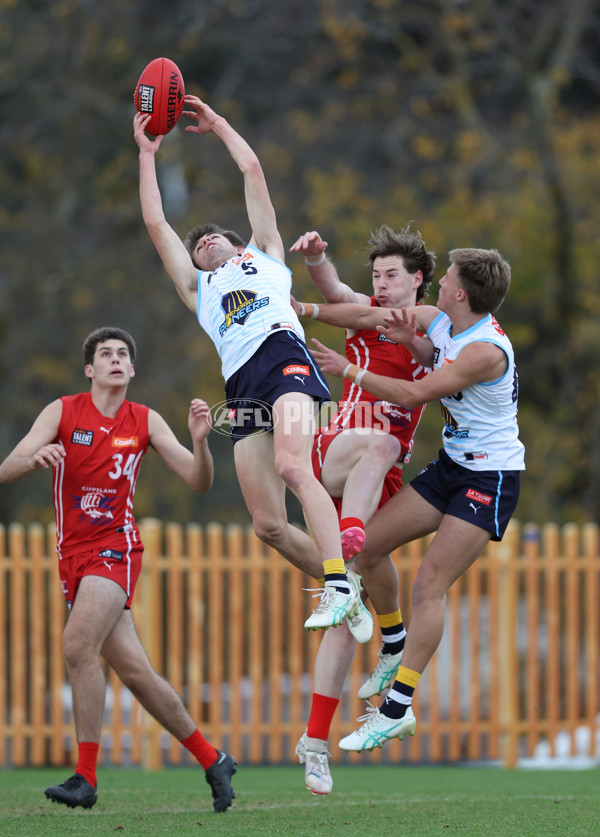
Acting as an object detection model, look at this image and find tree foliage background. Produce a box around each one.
[1,0,599,530]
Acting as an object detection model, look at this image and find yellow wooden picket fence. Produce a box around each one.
[0,519,598,768]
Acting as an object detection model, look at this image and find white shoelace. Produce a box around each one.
[355,701,381,727]
[303,586,331,612]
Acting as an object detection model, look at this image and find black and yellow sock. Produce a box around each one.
[378,609,406,656]
[381,665,421,719]
[322,558,350,594]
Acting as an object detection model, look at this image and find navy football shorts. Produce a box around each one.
[224,330,330,444]
[410,447,521,541]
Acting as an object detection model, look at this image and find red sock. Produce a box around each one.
[340,516,364,533]
[307,693,340,741]
[75,741,99,787]
[181,729,219,770]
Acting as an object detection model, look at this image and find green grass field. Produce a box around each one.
[2,764,599,837]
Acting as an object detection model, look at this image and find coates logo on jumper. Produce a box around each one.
[111,436,139,448]
[219,290,269,336]
[210,398,277,439]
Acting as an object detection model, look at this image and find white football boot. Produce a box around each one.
[304,582,359,630]
[345,570,373,644]
[339,703,416,752]
[357,648,404,699]
[295,732,333,795]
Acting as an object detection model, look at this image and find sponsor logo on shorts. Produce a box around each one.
[111,436,139,448]
[466,488,493,506]
[99,549,123,561]
[283,365,310,376]
[72,428,94,446]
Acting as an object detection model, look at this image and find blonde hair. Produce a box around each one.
[449,248,511,314]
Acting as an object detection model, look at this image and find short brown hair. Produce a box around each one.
[82,327,136,366]
[449,248,511,314]
[367,224,436,302]
[183,223,245,269]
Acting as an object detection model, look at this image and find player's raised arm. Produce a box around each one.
[183,96,285,265]
[0,400,64,483]
[290,231,369,304]
[147,399,214,492]
[134,112,198,313]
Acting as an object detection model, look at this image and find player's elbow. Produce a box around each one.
[145,216,167,238]
[397,390,424,410]
[239,154,263,178]
[358,311,372,326]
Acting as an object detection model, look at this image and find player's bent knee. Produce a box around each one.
[253,517,287,546]
[366,433,401,463]
[118,663,158,694]
[411,573,445,608]
[274,456,313,494]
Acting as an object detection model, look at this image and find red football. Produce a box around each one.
[133,57,185,137]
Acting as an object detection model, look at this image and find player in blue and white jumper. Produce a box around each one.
[304,246,525,750]
[133,97,367,633]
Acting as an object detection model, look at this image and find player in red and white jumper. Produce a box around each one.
[289,225,436,794]
[0,327,236,813]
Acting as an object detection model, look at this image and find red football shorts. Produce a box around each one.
[311,429,404,519]
[58,544,143,610]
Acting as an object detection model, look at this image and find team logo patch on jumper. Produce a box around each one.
[99,549,123,561]
[111,436,139,448]
[466,488,493,506]
[219,289,269,336]
[283,364,310,376]
[77,491,116,520]
[72,428,94,446]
